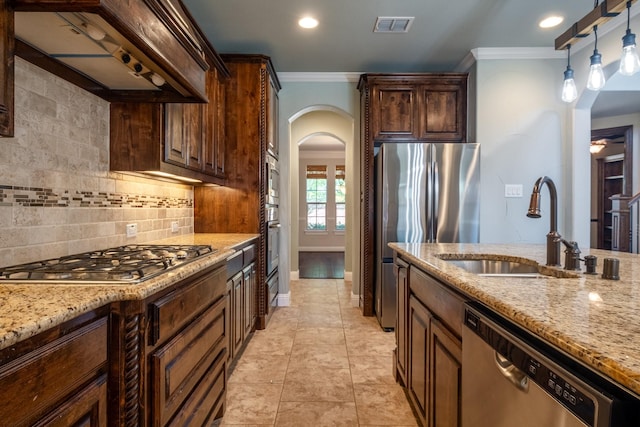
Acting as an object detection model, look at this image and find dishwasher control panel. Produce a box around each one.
[528,357,596,425]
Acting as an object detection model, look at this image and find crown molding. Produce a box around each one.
[456,47,565,71]
[278,72,363,83]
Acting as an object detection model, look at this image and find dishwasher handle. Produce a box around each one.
[495,351,529,392]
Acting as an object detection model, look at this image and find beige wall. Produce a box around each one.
[0,59,194,267]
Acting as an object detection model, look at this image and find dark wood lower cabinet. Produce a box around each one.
[0,260,236,427]
[409,295,432,423]
[144,264,228,427]
[430,319,462,427]
[0,310,109,426]
[394,257,409,386]
[400,260,465,427]
[226,242,258,364]
[150,295,227,426]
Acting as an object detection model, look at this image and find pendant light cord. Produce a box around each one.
[627,1,632,30]
[593,25,599,50]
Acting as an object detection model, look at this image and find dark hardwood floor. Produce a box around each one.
[299,252,344,279]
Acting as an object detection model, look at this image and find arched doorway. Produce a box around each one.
[298,133,346,278]
[288,107,355,286]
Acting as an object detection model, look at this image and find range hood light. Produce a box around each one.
[151,73,166,86]
[84,23,106,41]
[143,171,202,183]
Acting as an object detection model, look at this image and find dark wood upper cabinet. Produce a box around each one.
[362,74,467,143]
[0,0,13,137]
[12,0,226,103]
[372,84,420,140]
[110,61,228,184]
[358,73,468,317]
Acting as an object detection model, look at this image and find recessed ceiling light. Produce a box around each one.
[539,15,564,29]
[299,16,318,29]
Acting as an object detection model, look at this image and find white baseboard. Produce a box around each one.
[343,271,352,281]
[351,291,359,307]
[290,271,299,280]
[277,291,291,307]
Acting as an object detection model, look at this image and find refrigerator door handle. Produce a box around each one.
[433,159,439,242]
[426,154,434,242]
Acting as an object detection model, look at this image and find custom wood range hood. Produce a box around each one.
[12,0,220,103]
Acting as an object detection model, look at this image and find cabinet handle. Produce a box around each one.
[148,303,160,346]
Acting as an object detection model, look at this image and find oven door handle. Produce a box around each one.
[494,351,529,392]
[269,223,281,229]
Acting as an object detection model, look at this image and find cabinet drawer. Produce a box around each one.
[243,244,256,265]
[149,265,226,345]
[34,374,108,427]
[150,296,227,426]
[0,317,108,426]
[410,268,466,337]
[227,251,243,279]
[167,351,226,426]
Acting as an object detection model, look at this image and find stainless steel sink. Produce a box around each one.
[437,255,581,279]
[443,258,545,277]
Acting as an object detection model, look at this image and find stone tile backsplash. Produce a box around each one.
[0,58,195,267]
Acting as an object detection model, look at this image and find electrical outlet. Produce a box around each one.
[504,184,523,198]
[171,221,179,233]
[126,223,138,238]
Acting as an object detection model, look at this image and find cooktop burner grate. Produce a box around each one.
[0,244,215,283]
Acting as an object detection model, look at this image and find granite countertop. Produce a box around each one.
[389,242,640,397]
[0,233,259,351]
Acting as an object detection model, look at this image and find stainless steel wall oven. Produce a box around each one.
[265,154,280,308]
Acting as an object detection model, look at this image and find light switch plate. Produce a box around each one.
[504,184,523,198]
[126,223,138,238]
[171,221,179,233]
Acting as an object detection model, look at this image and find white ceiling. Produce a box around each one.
[182,0,589,73]
[299,135,345,152]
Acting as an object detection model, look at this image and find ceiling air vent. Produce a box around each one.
[374,16,414,33]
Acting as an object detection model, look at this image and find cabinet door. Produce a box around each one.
[408,295,431,425]
[165,103,187,166]
[232,271,244,356]
[204,68,226,178]
[243,263,255,337]
[394,259,409,386]
[165,103,203,171]
[266,75,279,156]
[430,319,462,427]
[184,103,204,171]
[418,82,466,141]
[372,85,420,140]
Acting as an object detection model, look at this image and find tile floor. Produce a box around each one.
[217,278,418,426]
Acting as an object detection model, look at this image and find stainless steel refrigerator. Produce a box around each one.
[375,143,480,330]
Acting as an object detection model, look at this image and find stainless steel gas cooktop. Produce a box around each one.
[0,244,215,284]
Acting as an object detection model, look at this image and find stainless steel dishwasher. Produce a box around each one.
[462,303,639,427]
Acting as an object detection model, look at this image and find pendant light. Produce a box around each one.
[562,44,578,103]
[619,1,640,75]
[587,25,606,91]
